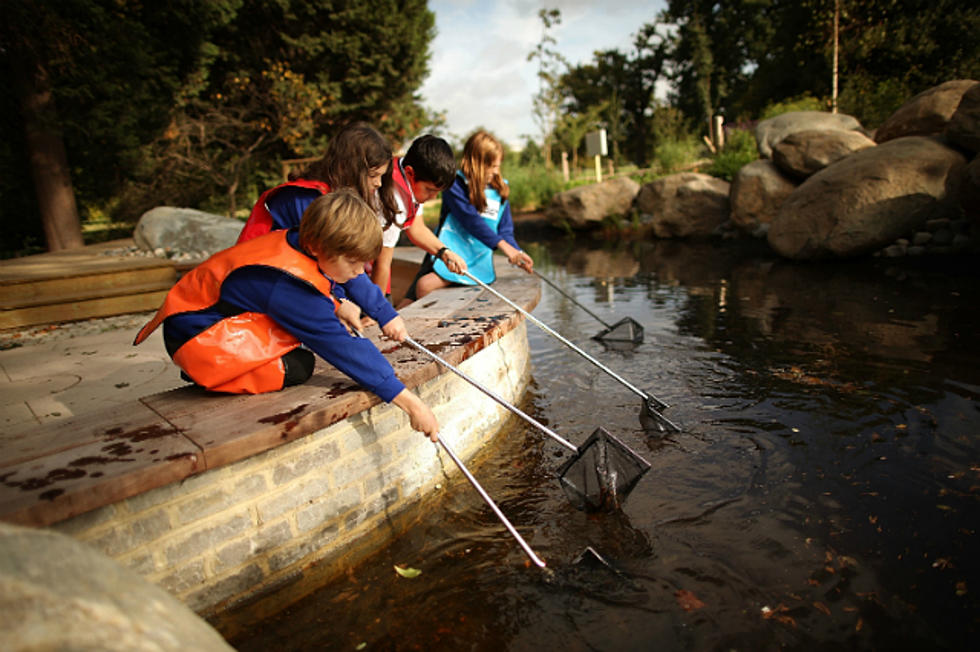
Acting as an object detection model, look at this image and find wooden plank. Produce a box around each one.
[0,242,175,285]
[0,289,171,330]
[0,267,176,306]
[0,403,202,527]
[140,372,383,470]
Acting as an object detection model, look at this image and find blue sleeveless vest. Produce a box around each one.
[433,173,508,285]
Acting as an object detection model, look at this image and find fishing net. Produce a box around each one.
[593,317,644,345]
[639,399,681,434]
[558,428,651,512]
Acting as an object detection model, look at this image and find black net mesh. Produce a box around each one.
[593,317,644,344]
[639,399,681,434]
[558,428,651,511]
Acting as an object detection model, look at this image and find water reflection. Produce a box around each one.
[227,239,979,651]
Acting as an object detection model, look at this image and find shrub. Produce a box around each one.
[652,136,705,174]
[503,162,565,211]
[839,76,910,128]
[706,128,758,181]
[759,94,828,121]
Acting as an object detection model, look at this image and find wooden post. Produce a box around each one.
[594,154,602,182]
[561,151,570,183]
[712,115,725,149]
[832,0,839,114]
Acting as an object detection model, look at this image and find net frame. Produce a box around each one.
[639,399,681,433]
[592,317,644,345]
[557,427,651,512]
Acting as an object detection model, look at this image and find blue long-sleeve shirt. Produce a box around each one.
[265,186,323,231]
[440,175,519,251]
[162,230,404,401]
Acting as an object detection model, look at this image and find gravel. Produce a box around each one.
[0,312,155,350]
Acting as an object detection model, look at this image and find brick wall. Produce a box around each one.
[52,324,530,615]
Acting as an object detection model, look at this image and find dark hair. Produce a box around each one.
[402,135,456,189]
[295,122,397,223]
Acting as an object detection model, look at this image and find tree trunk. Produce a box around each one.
[17,57,84,252]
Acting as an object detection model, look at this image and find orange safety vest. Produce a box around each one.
[237,179,331,244]
[134,231,338,394]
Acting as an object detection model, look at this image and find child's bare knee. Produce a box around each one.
[416,273,445,298]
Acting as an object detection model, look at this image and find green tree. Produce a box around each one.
[1,0,440,252]
[527,8,568,168]
[662,0,980,126]
[561,23,668,167]
[1,0,226,252]
[835,0,980,125]
[143,0,438,217]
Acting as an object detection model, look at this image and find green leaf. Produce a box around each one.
[393,564,421,579]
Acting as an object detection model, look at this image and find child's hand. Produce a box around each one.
[442,250,467,274]
[336,299,362,334]
[392,389,439,442]
[510,251,534,274]
[381,315,408,342]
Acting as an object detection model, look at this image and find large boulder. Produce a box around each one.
[635,173,730,239]
[755,111,864,158]
[729,160,798,238]
[545,177,640,228]
[946,82,980,154]
[771,129,877,179]
[768,136,967,260]
[134,207,243,255]
[875,79,979,144]
[0,522,233,652]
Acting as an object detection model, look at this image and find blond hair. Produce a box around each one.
[460,130,510,212]
[299,189,382,261]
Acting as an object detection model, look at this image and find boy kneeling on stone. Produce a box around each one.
[134,189,438,441]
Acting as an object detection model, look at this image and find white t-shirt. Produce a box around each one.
[379,192,421,248]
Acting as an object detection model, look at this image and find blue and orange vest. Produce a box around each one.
[134,231,337,394]
[237,179,331,244]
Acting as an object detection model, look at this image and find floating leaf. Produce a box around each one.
[675,589,705,611]
[394,565,421,579]
[761,604,797,627]
[356,643,367,650]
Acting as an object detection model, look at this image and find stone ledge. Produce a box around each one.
[0,257,539,528]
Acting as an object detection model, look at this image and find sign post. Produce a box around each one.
[585,129,608,182]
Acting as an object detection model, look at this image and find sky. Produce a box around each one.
[419,0,667,149]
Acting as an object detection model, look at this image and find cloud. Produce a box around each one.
[421,0,665,148]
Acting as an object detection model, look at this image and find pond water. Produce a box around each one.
[227,238,979,651]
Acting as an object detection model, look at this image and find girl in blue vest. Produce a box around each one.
[405,130,534,302]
